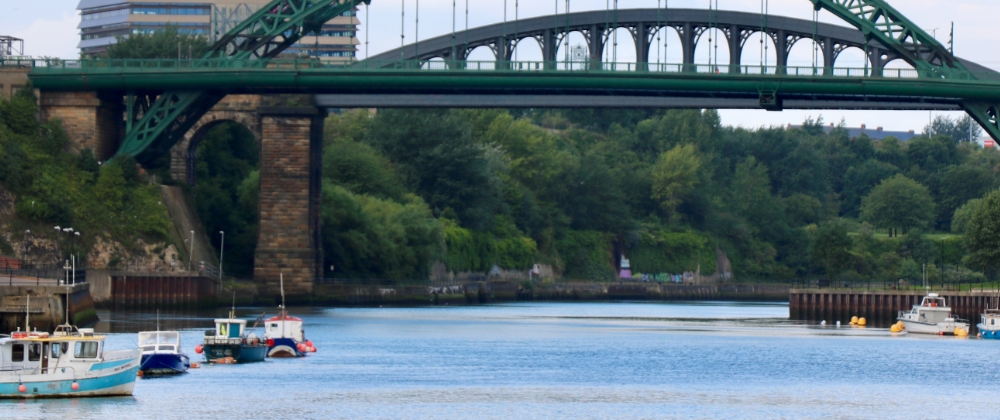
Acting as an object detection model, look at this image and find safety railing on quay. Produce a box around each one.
[14,57,1000,82]
[790,278,1000,292]
[317,278,482,288]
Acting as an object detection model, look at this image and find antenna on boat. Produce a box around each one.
[65,259,71,327]
[230,291,236,320]
[157,309,160,332]
[280,273,286,317]
[25,294,30,333]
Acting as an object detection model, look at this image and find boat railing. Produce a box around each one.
[203,337,242,346]
[0,365,76,376]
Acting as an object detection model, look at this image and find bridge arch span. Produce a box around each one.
[169,95,261,186]
[366,8,895,71]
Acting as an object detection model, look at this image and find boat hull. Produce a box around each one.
[977,324,1000,339]
[899,319,969,335]
[140,353,190,375]
[267,337,305,358]
[203,343,268,364]
[0,361,140,399]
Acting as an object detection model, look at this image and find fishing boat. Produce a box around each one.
[196,308,268,364]
[897,293,970,335]
[0,287,140,398]
[138,331,190,375]
[978,309,1000,339]
[263,275,316,358]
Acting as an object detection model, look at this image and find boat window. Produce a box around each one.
[269,323,278,331]
[28,344,41,362]
[51,343,63,358]
[141,345,156,352]
[74,341,99,359]
[11,344,23,362]
[157,345,175,352]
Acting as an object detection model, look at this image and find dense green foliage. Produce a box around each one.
[106,26,210,59]
[0,90,171,265]
[192,123,259,277]
[965,190,1000,275]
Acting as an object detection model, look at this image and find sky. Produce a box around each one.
[3,0,998,132]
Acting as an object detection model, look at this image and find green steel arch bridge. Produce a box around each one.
[14,0,1000,165]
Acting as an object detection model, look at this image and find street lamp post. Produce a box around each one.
[53,226,62,264]
[219,231,225,281]
[188,230,195,271]
[22,230,29,268]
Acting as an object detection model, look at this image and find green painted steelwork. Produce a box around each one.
[115,0,370,164]
[24,60,1000,103]
[810,0,1000,141]
[18,1,1000,161]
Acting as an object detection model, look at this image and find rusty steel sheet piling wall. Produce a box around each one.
[109,274,219,309]
[790,289,996,328]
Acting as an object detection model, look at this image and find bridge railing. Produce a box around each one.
[13,58,1000,82]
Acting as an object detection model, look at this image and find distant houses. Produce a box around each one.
[786,123,918,141]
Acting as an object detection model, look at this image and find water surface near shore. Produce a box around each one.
[2,302,997,419]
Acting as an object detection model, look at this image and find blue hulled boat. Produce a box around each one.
[138,331,190,374]
[978,309,1000,339]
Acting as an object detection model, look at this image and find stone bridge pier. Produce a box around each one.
[39,93,324,299]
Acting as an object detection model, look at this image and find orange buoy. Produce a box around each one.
[190,362,200,369]
[195,345,203,354]
[71,382,79,391]
[18,384,26,393]
[305,340,314,347]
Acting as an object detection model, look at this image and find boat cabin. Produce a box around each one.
[910,293,954,324]
[213,319,247,339]
[265,315,304,341]
[0,328,103,374]
[138,331,181,354]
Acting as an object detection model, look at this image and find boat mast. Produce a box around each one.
[280,273,285,337]
[25,294,29,332]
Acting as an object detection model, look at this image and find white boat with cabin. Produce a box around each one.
[897,293,970,335]
[0,324,141,398]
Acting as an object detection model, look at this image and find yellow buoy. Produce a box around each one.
[858,317,867,326]
[955,327,968,337]
[890,324,901,333]
[897,321,905,330]
[850,316,859,324]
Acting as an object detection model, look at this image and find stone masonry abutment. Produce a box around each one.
[253,106,325,299]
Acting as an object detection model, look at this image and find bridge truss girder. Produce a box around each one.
[811,0,1000,141]
[119,0,369,163]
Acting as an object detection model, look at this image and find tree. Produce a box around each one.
[106,26,210,59]
[964,189,1000,274]
[651,144,702,223]
[932,164,995,229]
[924,115,983,143]
[860,175,935,236]
[952,198,983,234]
[364,109,504,230]
[840,159,899,217]
[809,220,852,279]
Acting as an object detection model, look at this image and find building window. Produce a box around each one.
[131,7,208,15]
[82,8,129,21]
[317,31,356,37]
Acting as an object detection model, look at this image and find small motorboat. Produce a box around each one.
[978,309,1000,339]
[264,274,316,358]
[197,309,268,364]
[898,293,969,335]
[138,331,190,375]
[0,324,140,398]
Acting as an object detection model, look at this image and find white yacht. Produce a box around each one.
[897,293,969,335]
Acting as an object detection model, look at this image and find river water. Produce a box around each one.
[2,301,998,419]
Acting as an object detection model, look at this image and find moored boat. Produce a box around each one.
[897,293,969,335]
[264,274,316,358]
[0,324,141,398]
[138,331,190,375]
[978,309,1000,339]
[197,312,268,364]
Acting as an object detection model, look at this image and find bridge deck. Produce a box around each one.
[16,59,1000,110]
